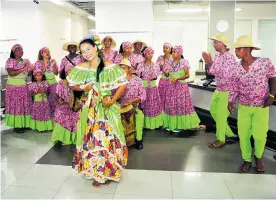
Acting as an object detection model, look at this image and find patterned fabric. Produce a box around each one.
[229,57,276,107]
[34,59,58,73]
[170,59,190,72]
[34,59,58,114]
[29,81,52,121]
[173,45,183,55]
[136,61,161,81]
[208,51,237,92]
[136,62,162,117]
[164,58,196,115]
[5,58,31,74]
[156,55,173,109]
[114,54,144,70]
[59,55,83,73]
[54,81,79,133]
[71,63,128,183]
[101,50,118,63]
[12,44,22,52]
[143,47,154,55]
[5,58,32,118]
[118,75,146,107]
[156,55,173,73]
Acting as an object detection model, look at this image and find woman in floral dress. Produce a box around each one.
[5,44,33,133]
[164,45,201,132]
[34,47,58,115]
[29,69,53,132]
[156,43,173,110]
[68,35,128,188]
[136,47,163,129]
[52,67,79,146]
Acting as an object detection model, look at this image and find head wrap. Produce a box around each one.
[33,68,43,75]
[11,44,22,53]
[122,41,132,50]
[163,42,172,49]
[173,45,183,55]
[143,47,154,55]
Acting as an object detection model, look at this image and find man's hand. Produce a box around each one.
[202,52,213,65]
[228,102,235,113]
[263,95,275,107]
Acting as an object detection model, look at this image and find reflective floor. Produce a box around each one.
[1,123,276,199]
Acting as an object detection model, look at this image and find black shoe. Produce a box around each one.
[55,141,63,148]
[135,140,143,150]
[273,155,276,160]
[13,128,24,134]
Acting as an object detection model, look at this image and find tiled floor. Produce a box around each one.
[1,124,276,199]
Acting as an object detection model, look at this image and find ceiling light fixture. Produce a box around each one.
[166,7,242,13]
[49,0,64,6]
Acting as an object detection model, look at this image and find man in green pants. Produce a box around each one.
[202,33,237,148]
[119,59,147,150]
[228,35,276,172]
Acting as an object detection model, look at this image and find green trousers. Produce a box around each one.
[135,108,144,141]
[238,105,269,162]
[210,90,234,142]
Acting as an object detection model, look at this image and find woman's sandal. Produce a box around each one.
[255,157,265,173]
[196,125,206,131]
[208,140,225,148]
[92,180,101,188]
[239,161,252,172]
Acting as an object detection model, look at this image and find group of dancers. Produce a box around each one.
[4,32,276,187]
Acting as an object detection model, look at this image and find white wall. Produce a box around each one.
[0,0,89,75]
[152,20,208,73]
[258,20,276,65]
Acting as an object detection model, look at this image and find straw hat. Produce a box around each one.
[132,40,146,49]
[119,59,135,74]
[62,41,79,51]
[209,33,229,47]
[233,35,260,50]
[101,36,116,49]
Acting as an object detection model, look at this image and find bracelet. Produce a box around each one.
[269,94,275,98]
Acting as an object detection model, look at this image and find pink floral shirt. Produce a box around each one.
[170,59,190,73]
[136,61,161,81]
[114,53,144,70]
[208,51,237,92]
[101,50,118,63]
[5,58,32,74]
[229,57,276,107]
[156,55,173,74]
[59,55,83,73]
[34,59,58,73]
[119,75,146,107]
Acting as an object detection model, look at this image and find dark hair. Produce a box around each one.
[10,50,16,59]
[119,43,124,54]
[31,72,46,82]
[141,46,148,57]
[59,67,67,80]
[79,39,104,82]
